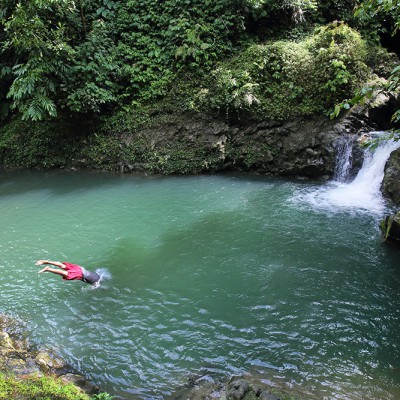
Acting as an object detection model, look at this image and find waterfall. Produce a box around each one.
[297,132,400,214]
[333,135,356,182]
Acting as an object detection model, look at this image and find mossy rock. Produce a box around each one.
[0,332,14,350]
[380,211,400,246]
[34,349,68,373]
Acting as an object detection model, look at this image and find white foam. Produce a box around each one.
[293,136,400,215]
[96,268,112,282]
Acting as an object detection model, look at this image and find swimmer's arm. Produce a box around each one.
[35,260,66,269]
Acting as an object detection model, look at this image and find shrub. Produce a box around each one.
[197,22,369,120]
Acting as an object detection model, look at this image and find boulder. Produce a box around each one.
[34,348,69,374]
[0,331,14,350]
[61,373,100,395]
[382,147,400,205]
[380,211,400,246]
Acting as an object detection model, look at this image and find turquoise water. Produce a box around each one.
[1,171,400,399]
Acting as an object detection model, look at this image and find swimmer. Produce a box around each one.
[36,260,101,287]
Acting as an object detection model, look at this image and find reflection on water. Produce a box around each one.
[0,171,400,399]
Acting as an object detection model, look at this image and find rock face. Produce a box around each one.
[382,147,400,205]
[112,92,396,179]
[380,211,400,246]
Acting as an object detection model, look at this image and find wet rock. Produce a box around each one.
[227,379,249,399]
[0,313,100,395]
[104,86,397,178]
[34,349,68,374]
[168,371,314,400]
[259,391,281,400]
[5,357,41,376]
[380,211,400,246]
[382,147,400,205]
[61,373,100,395]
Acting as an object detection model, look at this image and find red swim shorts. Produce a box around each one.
[62,262,83,281]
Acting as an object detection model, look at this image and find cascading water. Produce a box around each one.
[333,134,356,182]
[296,132,400,214]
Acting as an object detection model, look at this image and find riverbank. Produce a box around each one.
[0,313,313,400]
[1,88,399,205]
[0,313,308,400]
[0,313,102,399]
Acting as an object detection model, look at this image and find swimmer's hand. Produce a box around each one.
[38,267,49,273]
[35,260,48,265]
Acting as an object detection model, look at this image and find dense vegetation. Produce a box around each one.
[0,0,399,170]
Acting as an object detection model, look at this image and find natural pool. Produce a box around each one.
[0,168,399,399]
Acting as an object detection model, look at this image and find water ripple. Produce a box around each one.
[1,172,400,399]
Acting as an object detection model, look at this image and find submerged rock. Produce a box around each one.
[168,371,314,400]
[380,211,400,246]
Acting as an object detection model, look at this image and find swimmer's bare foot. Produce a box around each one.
[38,267,49,273]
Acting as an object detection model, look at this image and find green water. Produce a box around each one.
[1,171,399,399]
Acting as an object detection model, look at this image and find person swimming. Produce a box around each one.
[36,260,101,286]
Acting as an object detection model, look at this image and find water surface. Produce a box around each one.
[0,170,399,399]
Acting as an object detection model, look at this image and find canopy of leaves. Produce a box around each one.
[0,0,398,122]
[193,23,369,121]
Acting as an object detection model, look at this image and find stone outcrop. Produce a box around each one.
[110,91,397,180]
[383,147,400,205]
[380,211,400,246]
[168,372,315,400]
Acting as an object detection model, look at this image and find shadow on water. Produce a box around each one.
[0,170,167,198]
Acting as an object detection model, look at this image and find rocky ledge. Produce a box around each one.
[383,147,400,205]
[380,211,400,247]
[0,313,99,396]
[168,370,316,400]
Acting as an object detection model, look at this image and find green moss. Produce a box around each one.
[225,140,276,171]
[0,116,84,169]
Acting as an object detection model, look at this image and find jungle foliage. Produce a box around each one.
[189,23,370,121]
[0,0,398,140]
[0,0,393,121]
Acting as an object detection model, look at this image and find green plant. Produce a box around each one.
[0,373,92,400]
[329,1,400,122]
[92,392,114,400]
[66,20,121,114]
[198,22,369,121]
[2,0,74,120]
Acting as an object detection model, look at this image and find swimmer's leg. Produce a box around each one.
[38,267,68,278]
[36,260,66,269]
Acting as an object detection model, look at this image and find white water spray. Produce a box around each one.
[296,133,400,214]
[96,267,112,281]
[333,135,356,182]
[82,268,112,291]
